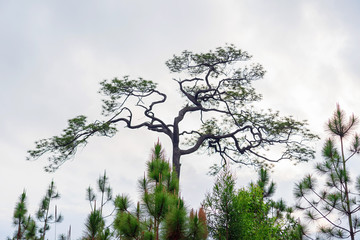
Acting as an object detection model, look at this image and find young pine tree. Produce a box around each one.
[83,171,113,240]
[294,105,360,239]
[10,191,37,240]
[83,210,106,240]
[36,180,63,240]
[187,208,208,240]
[113,142,207,240]
[203,165,303,240]
[9,182,65,240]
[202,165,241,240]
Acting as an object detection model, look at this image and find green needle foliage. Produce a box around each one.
[294,105,360,240]
[83,210,105,240]
[256,168,276,199]
[203,165,238,239]
[36,180,62,240]
[83,171,113,240]
[113,141,207,240]
[254,169,303,240]
[86,171,113,215]
[187,208,208,240]
[13,191,29,240]
[203,165,302,240]
[8,182,64,240]
[9,191,37,240]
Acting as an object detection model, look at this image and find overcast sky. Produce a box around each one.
[1,1,360,239]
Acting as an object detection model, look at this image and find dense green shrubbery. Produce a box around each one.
[203,165,302,240]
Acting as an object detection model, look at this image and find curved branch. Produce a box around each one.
[180,126,253,156]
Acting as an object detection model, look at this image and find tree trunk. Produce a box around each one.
[172,148,181,179]
[172,119,182,179]
[17,221,21,240]
[340,137,355,240]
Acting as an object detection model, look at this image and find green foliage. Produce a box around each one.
[36,180,62,240]
[162,201,187,240]
[256,168,276,199]
[166,45,255,77]
[113,142,207,240]
[10,191,37,240]
[83,171,113,239]
[187,208,208,240]
[86,171,113,214]
[235,185,270,239]
[100,76,157,116]
[203,165,302,240]
[114,194,131,212]
[294,105,360,240]
[83,210,105,240]
[114,212,142,239]
[202,165,239,239]
[27,115,117,172]
[9,182,64,240]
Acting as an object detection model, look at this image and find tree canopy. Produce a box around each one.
[28,44,317,177]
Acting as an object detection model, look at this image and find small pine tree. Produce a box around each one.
[11,191,37,240]
[187,208,208,240]
[83,210,105,240]
[294,105,360,240]
[113,142,207,240]
[9,183,65,240]
[255,168,303,239]
[83,171,113,239]
[202,165,240,240]
[203,165,303,240]
[36,180,62,240]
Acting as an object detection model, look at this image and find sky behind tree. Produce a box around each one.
[1,1,360,238]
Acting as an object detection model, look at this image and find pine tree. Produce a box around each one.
[113,142,207,240]
[203,165,303,240]
[83,210,105,240]
[187,208,208,240]
[11,191,37,240]
[83,171,113,239]
[36,180,62,240]
[202,165,241,239]
[28,45,317,179]
[294,105,360,239]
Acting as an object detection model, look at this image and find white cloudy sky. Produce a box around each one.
[1,0,360,238]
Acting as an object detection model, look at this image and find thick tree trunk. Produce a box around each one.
[172,148,181,179]
[172,119,182,179]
